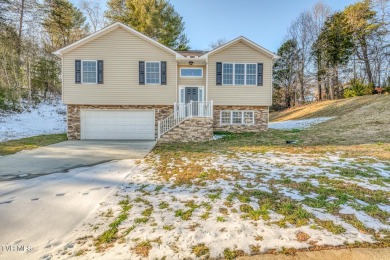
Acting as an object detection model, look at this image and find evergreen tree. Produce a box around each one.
[343,0,380,84]
[0,24,21,109]
[273,39,299,108]
[105,0,190,50]
[314,12,354,98]
[42,0,89,53]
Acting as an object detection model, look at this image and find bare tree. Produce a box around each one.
[288,10,315,103]
[371,0,390,87]
[311,2,332,100]
[78,0,106,32]
[209,38,227,50]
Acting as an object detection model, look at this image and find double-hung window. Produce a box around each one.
[82,60,97,83]
[235,64,245,85]
[146,62,160,84]
[222,63,233,85]
[220,111,254,125]
[246,64,257,85]
[222,63,257,85]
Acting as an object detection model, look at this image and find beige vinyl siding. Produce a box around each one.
[62,27,177,105]
[208,41,273,106]
[178,65,206,86]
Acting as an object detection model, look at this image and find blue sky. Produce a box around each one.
[170,0,357,52]
[72,0,358,52]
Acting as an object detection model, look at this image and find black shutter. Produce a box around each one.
[161,61,167,85]
[257,63,263,86]
[75,60,81,84]
[139,61,145,85]
[216,62,222,85]
[97,60,103,84]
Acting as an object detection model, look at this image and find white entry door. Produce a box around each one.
[80,110,155,140]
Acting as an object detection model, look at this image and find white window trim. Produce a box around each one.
[220,110,255,125]
[81,60,98,84]
[178,86,205,103]
[145,61,161,85]
[222,62,257,86]
[180,67,203,78]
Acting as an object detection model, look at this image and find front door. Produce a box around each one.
[185,87,198,103]
[185,87,198,116]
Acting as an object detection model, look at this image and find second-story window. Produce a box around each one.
[180,68,203,77]
[235,64,245,85]
[246,64,257,85]
[82,60,97,83]
[222,63,257,85]
[146,62,160,84]
[222,63,234,84]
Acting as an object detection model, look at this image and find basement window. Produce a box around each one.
[220,111,254,125]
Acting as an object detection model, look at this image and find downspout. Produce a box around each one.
[205,60,209,102]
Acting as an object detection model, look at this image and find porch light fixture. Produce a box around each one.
[188,61,194,66]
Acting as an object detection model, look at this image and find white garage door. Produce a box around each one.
[80,110,155,140]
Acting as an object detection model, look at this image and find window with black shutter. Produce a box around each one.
[216,62,222,85]
[139,61,145,85]
[257,63,263,86]
[161,61,167,85]
[75,60,81,84]
[97,60,103,84]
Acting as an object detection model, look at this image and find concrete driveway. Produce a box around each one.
[0,141,155,259]
[0,140,156,182]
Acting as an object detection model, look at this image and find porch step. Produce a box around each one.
[159,117,213,142]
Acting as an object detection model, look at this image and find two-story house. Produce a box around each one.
[54,22,279,142]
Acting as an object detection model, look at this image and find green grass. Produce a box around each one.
[95,199,132,249]
[216,216,226,222]
[315,220,346,234]
[208,191,222,201]
[0,133,67,156]
[175,209,194,221]
[142,207,153,217]
[163,225,174,231]
[200,211,210,220]
[134,217,149,224]
[223,248,245,259]
[239,204,254,213]
[158,202,169,209]
[276,202,313,227]
[192,244,209,257]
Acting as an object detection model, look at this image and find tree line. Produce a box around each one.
[273,0,389,110]
[0,0,189,110]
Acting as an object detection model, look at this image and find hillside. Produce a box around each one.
[270,95,390,145]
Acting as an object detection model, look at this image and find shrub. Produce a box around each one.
[344,79,373,98]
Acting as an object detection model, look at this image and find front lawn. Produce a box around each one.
[66,130,390,259]
[0,133,67,156]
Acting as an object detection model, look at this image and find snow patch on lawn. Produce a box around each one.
[0,101,66,142]
[57,151,390,259]
[269,117,335,130]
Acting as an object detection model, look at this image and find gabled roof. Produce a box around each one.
[200,36,280,60]
[176,50,208,57]
[53,22,184,58]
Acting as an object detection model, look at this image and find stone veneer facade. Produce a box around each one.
[67,105,174,140]
[67,105,268,142]
[213,106,269,132]
[159,118,214,142]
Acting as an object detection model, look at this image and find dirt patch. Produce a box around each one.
[296,232,311,242]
